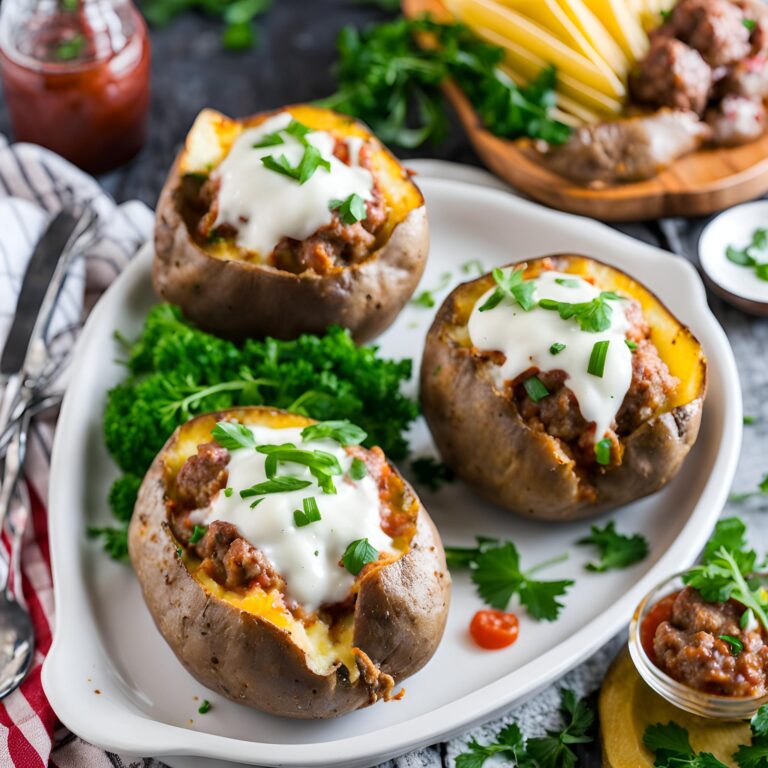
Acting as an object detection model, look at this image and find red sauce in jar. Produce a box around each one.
[639,590,680,662]
[0,1,150,174]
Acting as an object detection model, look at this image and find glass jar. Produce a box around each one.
[629,572,768,720]
[0,0,151,174]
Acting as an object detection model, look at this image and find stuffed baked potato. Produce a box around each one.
[154,105,429,343]
[128,406,450,718]
[421,254,707,522]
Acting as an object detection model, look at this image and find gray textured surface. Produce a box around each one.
[0,1,765,765]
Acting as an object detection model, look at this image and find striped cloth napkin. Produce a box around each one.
[0,135,154,768]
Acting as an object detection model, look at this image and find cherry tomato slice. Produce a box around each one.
[470,609,520,650]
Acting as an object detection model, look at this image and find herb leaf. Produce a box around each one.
[719,634,744,656]
[293,497,321,527]
[538,292,623,333]
[329,193,368,225]
[726,227,768,283]
[577,521,649,573]
[349,457,368,480]
[523,375,550,403]
[411,272,452,308]
[735,704,768,768]
[479,267,535,313]
[550,342,566,355]
[644,722,728,768]
[240,476,312,497]
[189,524,207,544]
[301,419,367,446]
[342,538,379,575]
[411,456,455,491]
[455,723,529,768]
[212,420,256,450]
[527,690,594,768]
[587,340,610,378]
[594,437,612,466]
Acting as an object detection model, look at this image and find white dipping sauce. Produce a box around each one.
[467,270,633,441]
[213,112,374,258]
[205,424,394,611]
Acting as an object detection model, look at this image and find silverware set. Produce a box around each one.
[0,206,96,699]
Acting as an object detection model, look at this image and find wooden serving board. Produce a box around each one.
[402,0,768,221]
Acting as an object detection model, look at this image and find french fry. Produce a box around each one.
[445,0,626,98]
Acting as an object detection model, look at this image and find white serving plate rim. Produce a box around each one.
[42,168,741,767]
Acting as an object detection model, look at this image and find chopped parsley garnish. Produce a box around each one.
[86,525,129,560]
[212,420,256,450]
[594,437,612,466]
[719,634,744,656]
[555,277,581,288]
[577,521,649,573]
[744,415,757,425]
[411,272,452,308]
[456,690,593,768]
[625,339,638,351]
[320,17,570,149]
[539,291,624,333]
[411,457,455,491]
[329,193,368,225]
[293,497,321,528]
[727,228,768,283]
[349,457,368,480]
[253,119,311,149]
[478,267,535,313]
[461,259,485,276]
[730,473,768,503]
[549,342,566,355]
[587,340,610,377]
[189,525,207,544]
[744,18,757,31]
[285,119,311,143]
[223,487,233,497]
[523,375,550,403]
[447,537,573,621]
[644,722,727,768]
[249,498,264,509]
[198,699,211,714]
[55,33,85,61]
[240,476,313,497]
[256,443,342,494]
[683,518,768,633]
[734,704,768,768]
[300,419,367,446]
[252,132,285,149]
[342,538,379,575]
[261,144,330,184]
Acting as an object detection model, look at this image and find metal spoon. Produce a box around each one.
[0,409,34,700]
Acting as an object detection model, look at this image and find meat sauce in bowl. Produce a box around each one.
[629,574,768,719]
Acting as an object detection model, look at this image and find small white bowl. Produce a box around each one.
[699,201,768,316]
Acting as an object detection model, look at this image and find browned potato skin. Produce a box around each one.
[153,107,429,344]
[128,407,451,719]
[420,255,707,522]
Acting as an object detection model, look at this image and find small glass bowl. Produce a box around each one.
[628,571,768,720]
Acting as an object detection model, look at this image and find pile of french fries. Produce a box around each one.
[444,0,676,124]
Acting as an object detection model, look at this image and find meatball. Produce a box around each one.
[719,54,768,100]
[661,0,752,67]
[174,442,230,510]
[630,37,713,115]
[706,93,766,145]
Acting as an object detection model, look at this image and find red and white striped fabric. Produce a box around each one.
[0,135,159,768]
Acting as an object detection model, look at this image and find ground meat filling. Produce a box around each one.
[482,292,677,472]
[653,587,768,697]
[193,137,389,275]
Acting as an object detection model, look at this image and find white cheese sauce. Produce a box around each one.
[213,112,374,258]
[204,424,395,611]
[467,270,633,442]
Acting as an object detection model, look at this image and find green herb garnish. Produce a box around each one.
[293,497,321,527]
[726,228,768,283]
[625,339,638,351]
[730,473,768,503]
[342,538,379,575]
[549,342,566,355]
[256,443,342,494]
[555,277,580,288]
[301,419,367,446]
[212,420,256,450]
[523,375,550,403]
[456,723,529,768]
[198,699,211,714]
[320,17,570,149]
[478,267,535,313]
[744,18,757,31]
[410,457,454,491]
[55,34,85,61]
[250,498,264,509]
[461,259,485,276]
[261,144,330,184]
[240,477,313,497]
[587,340,610,377]
[577,521,649,573]
[252,132,285,149]
[411,272,452,308]
[329,193,368,225]
[189,525,207,544]
[539,292,623,333]
[349,457,368,480]
[644,722,727,768]
[87,526,129,560]
[744,415,757,425]
[223,487,233,497]
[449,538,573,621]
[734,704,768,768]
[719,634,744,656]
[595,437,612,466]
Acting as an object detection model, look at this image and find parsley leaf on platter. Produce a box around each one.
[730,473,768,503]
[644,722,729,768]
[410,457,455,491]
[576,521,649,573]
[478,267,536,313]
[527,689,594,768]
[455,723,531,768]
[411,272,452,308]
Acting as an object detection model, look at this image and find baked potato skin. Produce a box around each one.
[420,255,707,522]
[128,407,450,718]
[153,107,429,344]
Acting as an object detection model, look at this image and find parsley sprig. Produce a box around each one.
[479,267,535,313]
[727,227,768,283]
[301,419,367,446]
[735,704,768,768]
[644,722,727,768]
[538,292,624,333]
[410,457,455,491]
[456,690,593,768]
[256,443,342,494]
[446,538,573,621]
[329,193,368,225]
[261,144,330,184]
[576,521,649,573]
[320,17,570,149]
